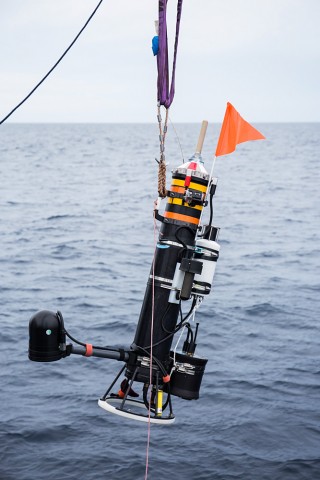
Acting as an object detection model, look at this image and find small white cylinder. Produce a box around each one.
[192,238,220,295]
[168,263,185,304]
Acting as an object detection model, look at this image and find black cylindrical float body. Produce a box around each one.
[128,222,195,383]
[127,160,209,384]
[132,222,195,356]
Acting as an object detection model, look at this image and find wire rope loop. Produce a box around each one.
[157,105,169,198]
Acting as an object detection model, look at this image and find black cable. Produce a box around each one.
[143,296,197,350]
[181,298,196,344]
[63,327,86,347]
[175,227,189,251]
[194,322,199,344]
[182,296,197,322]
[185,326,190,344]
[161,303,177,335]
[143,385,156,413]
[178,299,183,323]
[0,0,104,125]
[202,187,214,238]
[160,300,191,335]
[174,225,196,260]
[208,189,214,229]
[142,383,170,413]
[63,327,120,353]
[136,345,168,377]
[142,328,176,350]
[185,323,194,345]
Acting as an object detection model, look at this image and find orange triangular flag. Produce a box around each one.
[215,102,265,157]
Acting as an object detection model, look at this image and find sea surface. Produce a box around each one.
[0,122,319,480]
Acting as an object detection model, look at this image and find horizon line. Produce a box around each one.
[2,120,319,125]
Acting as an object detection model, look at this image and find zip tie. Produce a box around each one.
[117,389,125,398]
[162,375,171,383]
[85,343,93,357]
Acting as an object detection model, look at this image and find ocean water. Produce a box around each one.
[0,122,319,480]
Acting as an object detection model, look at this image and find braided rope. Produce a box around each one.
[158,159,167,198]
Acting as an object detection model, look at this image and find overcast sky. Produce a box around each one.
[1,0,319,123]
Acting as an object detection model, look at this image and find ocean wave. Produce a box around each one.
[1,123,319,480]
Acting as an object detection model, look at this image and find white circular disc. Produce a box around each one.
[98,397,175,425]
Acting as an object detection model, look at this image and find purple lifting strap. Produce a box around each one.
[157,0,183,109]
